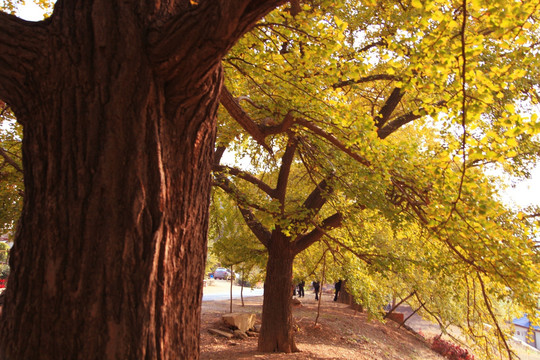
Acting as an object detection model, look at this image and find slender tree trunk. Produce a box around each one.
[241,269,245,307]
[257,233,299,353]
[230,265,234,313]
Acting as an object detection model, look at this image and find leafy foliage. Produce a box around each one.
[216,0,540,357]
[0,103,23,234]
[209,188,268,286]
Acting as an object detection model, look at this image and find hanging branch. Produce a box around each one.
[477,273,515,359]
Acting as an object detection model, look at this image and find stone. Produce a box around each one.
[208,328,233,339]
[386,312,404,324]
[246,331,259,337]
[292,298,302,306]
[222,313,256,333]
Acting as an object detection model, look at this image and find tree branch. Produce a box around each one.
[375,87,403,129]
[384,291,416,319]
[332,74,398,90]
[302,178,332,215]
[477,273,515,359]
[237,205,272,247]
[214,145,227,166]
[220,85,272,151]
[274,136,297,203]
[213,164,274,197]
[0,147,23,174]
[377,111,422,139]
[292,212,343,254]
[150,0,286,83]
[0,12,47,109]
[213,173,272,246]
[295,118,371,166]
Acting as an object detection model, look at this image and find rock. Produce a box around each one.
[292,298,302,306]
[222,313,256,333]
[252,324,261,332]
[386,312,404,324]
[208,328,233,339]
[246,331,259,337]
[233,330,249,340]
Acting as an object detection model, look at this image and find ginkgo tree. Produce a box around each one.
[214,0,540,356]
[1,0,539,359]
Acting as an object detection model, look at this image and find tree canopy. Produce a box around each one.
[214,0,540,357]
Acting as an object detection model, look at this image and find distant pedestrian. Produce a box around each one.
[334,280,342,302]
[298,280,305,297]
[312,281,320,300]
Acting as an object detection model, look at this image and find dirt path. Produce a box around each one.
[201,293,445,360]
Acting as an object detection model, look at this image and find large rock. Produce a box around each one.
[222,313,256,332]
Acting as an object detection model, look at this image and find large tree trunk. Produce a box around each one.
[0,16,221,360]
[0,1,285,359]
[257,233,299,353]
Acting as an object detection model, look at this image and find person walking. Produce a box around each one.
[298,280,305,297]
[334,279,342,302]
[312,281,320,300]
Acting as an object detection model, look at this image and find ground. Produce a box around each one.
[200,281,540,360]
[200,286,445,360]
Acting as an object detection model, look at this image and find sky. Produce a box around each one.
[13,3,540,211]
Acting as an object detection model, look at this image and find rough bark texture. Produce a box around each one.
[0,1,284,359]
[257,232,299,353]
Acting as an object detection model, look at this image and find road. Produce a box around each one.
[202,279,264,301]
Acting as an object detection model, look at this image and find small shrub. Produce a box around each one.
[431,335,475,360]
[0,264,9,279]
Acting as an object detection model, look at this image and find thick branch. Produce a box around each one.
[214,145,227,165]
[151,1,285,82]
[332,74,398,90]
[378,100,446,139]
[384,291,416,319]
[302,178,332,215]
[220,85,271,151]
[237,205,272,247]
[0,12,47,108]
[213,164,274,197]
[377,112,421,139]
[292,212,343,254]
[375,87,403,129]
[274,137,297,203]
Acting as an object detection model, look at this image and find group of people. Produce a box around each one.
[293,279,343,302]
